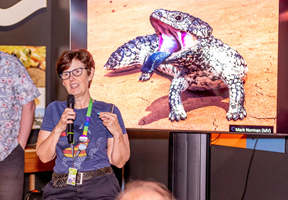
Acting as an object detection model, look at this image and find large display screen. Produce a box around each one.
[88,0,288,134]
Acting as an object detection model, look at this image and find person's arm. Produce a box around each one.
[107,133,130,168]
[36,129,61,163]
[36,108,76,163]
[17,100,36,149]
[99,112,130,168]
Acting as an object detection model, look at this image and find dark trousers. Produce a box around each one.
[0,145,24,200]
[43,173,121,200]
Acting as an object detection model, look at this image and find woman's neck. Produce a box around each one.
[74,93,92,109]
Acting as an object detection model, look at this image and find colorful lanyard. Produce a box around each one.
[73,97,93,160]
[83,97,93,136]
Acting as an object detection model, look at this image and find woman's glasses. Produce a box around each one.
[59,67,87,80]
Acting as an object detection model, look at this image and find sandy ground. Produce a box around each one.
[87,0,278,133]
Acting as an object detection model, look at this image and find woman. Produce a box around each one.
[36,49,130,200]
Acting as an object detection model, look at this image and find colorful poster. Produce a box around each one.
[0,45,46,129]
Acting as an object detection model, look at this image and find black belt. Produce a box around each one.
[52,166,113,188]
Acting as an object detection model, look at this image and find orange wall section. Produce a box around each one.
[211,133,246,148]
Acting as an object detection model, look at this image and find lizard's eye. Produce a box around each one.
[175,15,182,21]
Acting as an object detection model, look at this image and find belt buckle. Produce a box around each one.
[77,172,83,185]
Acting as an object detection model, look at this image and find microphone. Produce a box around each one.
[67,94,75,144]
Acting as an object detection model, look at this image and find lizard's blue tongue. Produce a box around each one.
[140,52,172,73]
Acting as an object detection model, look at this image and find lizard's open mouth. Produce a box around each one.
[150,17,196,54]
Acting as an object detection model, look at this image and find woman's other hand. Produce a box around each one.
[98,112,123,138]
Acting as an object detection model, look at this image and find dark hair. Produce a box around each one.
[116,180,176,200]
[56,48,95,88]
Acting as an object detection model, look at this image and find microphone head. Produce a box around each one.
[67,94,75,108]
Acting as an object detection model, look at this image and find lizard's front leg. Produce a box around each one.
[222,73,247,121]
[168,76,189,121]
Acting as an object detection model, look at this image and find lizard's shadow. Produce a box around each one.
[103,67,230,125]
[138,88,229,125]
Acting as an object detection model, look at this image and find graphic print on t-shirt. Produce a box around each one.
[57,122,104,170]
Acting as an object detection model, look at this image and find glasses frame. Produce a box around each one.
[59,67,88,80]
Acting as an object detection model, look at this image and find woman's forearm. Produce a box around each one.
[36,108,76,163]
[108,133,130,168]
[36,127,62,163]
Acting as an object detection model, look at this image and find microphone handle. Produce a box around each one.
[66,95,75,144]
[67,123,74,144]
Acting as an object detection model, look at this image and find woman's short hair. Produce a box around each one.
[56,48,95,88]
[116,180,176,200]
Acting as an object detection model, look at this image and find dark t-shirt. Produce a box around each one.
[40,100,126,173]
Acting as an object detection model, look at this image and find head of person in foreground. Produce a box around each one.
[116,180,176,200]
